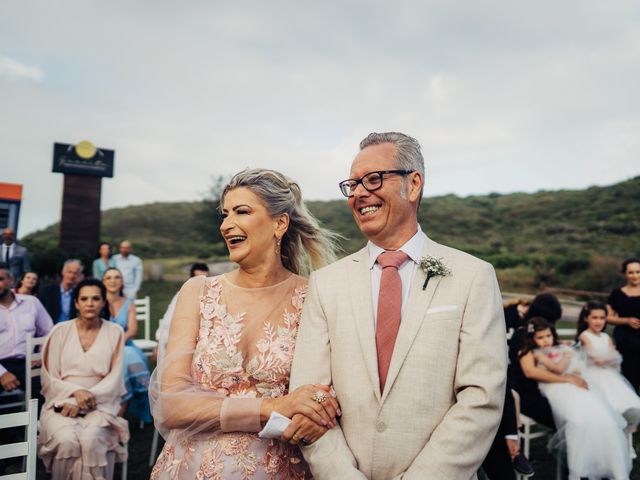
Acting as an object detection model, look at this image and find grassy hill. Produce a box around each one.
[23,176,640,292]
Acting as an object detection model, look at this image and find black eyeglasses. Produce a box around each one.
[339,170,415,198]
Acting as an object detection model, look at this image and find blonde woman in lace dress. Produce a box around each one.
[150,169,340,479]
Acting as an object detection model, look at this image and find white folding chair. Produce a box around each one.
[512,389,556,480]
[0,390,25,413]
[24,336,45,406]
[132,296,157,357]
[0,398,38,480]
[0,336,47,414]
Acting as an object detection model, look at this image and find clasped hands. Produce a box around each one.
[56,389,97,417]
[261,384,341,446]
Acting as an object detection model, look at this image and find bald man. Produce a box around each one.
[113,240,143,298]
[2,228,30,281]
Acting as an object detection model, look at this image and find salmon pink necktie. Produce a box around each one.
[376,250,409,392]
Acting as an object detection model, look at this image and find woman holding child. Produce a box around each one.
[519,317,630,480]
[150,169,340,479]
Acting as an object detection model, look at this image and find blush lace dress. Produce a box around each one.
[150,274,311,480]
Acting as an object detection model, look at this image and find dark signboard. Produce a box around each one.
[52,141,115,177]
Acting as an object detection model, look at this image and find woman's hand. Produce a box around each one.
[263,384,340,429]
[627,317,640,329]
[282,413,331,446]
[73,389,97,411]
[60,403,80,418]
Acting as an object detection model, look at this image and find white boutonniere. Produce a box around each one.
[420,255,451,290]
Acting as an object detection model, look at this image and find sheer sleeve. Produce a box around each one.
[149,276,263,443]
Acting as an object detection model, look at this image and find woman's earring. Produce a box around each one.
[275,236,282,255]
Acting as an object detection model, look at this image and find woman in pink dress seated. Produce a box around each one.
[151,169,340,479]
[38,278,129,480]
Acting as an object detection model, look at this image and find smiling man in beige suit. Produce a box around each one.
[288,132,506,479]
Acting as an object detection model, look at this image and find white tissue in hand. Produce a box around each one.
[258,411,291,439]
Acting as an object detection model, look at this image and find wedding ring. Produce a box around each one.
[292,434,300,442]
[312,390,327,404]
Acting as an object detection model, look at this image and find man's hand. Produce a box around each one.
[282,413,330,445]
[0,371,21,391]
[73,389,97,410]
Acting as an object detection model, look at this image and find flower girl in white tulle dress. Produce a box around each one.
[519,317,631,480]
[578,300,640,430]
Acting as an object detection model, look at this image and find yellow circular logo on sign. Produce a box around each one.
[75,141,97,159]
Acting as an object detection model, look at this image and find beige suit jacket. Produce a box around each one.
[289,235,506,480]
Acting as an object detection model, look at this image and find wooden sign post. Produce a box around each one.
[52,141,115,254]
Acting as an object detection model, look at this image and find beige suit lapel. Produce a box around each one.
[346,247,381,402]
[381,236,445,402]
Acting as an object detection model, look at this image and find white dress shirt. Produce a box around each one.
[113,253,143,298]
[1,243,14,263]
[0,294,53,375]
[367,227,425,326]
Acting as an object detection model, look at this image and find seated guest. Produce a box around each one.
[38,259,83,323]
[510,292,562,429]
[154,262,209,359]
[14,271,39,296]
[38,278,129,480]
[92,242,115,280]
[102,268,152,423]
[0,262,52,398]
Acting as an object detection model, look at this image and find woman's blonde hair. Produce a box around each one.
[220,168,339,276]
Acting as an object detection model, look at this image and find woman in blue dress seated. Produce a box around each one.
[102,267,152,423]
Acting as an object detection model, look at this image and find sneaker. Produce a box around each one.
[512,452,534,477]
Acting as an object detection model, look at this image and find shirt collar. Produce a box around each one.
[0,292,21,310]
[367,226,425,269]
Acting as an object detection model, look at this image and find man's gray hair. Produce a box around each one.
[63,258,83,270]
[359,132,425,204]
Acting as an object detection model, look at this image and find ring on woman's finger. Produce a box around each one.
[292,434,300,442]
[312,390,327,404]
[300,438,311,446]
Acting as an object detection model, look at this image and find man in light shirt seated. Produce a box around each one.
[154,262,209,360]
[0,262,53,399]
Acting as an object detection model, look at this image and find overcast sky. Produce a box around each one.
[2,1,639,236]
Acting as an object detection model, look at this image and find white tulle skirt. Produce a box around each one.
[539,382,631,480]
[583,364,640,429]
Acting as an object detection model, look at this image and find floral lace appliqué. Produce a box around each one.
[152,276,309,479]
